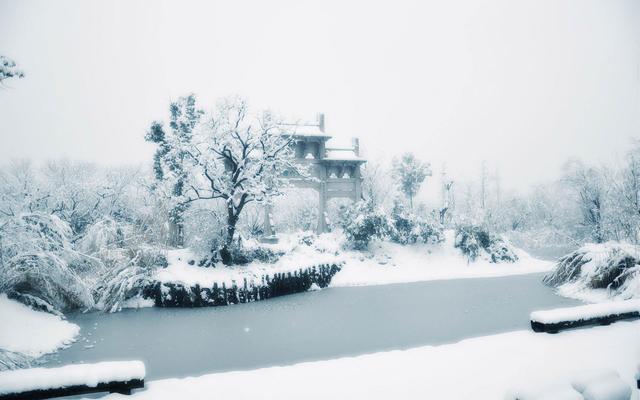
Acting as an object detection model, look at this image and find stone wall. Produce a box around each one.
[145,263,342,308]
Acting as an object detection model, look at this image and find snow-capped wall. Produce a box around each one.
[150,262,342,308]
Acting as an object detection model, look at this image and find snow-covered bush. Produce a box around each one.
[338,200,391,250]
[272,189,318,233]
[0,213,94,311]
[225,241,283,265]
[454,224,518,263]
[182,206,226,258]
[543,242,640,299]
[0,349,31,371]
[94,245,166,312]
[389,201,444,245]
[77,217,167,312]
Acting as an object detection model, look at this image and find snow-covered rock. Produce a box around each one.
[0,294,79,359]
[0,361,145,395]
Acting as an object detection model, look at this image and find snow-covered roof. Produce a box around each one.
[324,149,366,162]
[288,125,331,138]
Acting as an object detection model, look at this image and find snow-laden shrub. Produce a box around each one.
[0,213,94,311]
[454,224,519,263]
[543,242,640,299]
[272,189,318,233]
[78,217,167,312]
[298,232,316,247]
[338,200,392,250]
[182,206,226,259]
[389,201,444,245]
[0,349,32,371]
[76,217,128,254]
[226,241,283,265]
[7,292,63,317]
[95,245,167,313]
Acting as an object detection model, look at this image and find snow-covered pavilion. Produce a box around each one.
[262,114,366,240]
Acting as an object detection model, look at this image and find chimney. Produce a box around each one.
[352,137,360,156]
[317,113,325,133]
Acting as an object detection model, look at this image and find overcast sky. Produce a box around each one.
[1,0,639,192]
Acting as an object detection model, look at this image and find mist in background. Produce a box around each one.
[1,0,639,193]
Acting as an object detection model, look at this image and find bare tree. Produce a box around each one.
[562,159,606,243]
[146,95,302,263]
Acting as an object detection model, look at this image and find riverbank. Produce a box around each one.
[151,231,554,305]
[331,232,553,287]
[96,320,640,399]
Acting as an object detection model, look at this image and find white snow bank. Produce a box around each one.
[156,244,342,288]
[156,231,551,290]
[530,300,640,324]
[97,321,640,400]
[0,294,79,358]
[332,230,553,287]
[507,369,631,400]
[0,361,145,395]
[582,377,631,400]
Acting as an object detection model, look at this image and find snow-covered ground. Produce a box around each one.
[0,294,79,358]
[332,236,553,287]
[156,231,553,290]
[95,321,640,400]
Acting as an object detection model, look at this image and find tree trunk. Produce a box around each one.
[168,206,185,248]
[220,206,239,265]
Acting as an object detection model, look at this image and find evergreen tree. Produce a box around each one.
[392,153,431,210]
[145,94,203,246]
[0,55,25,85]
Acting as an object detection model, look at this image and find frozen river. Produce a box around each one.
[43,273,581,380]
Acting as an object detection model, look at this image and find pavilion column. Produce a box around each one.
[317,182,327,234]
[263,202,275,237]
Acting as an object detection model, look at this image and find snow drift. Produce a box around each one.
[0,294,79,369]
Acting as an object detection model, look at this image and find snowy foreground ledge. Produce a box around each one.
[95,322,640,400]
[0,361,145,396]
[530,300,640,330]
